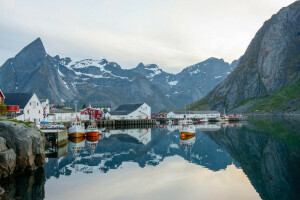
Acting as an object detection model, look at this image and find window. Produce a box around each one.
[39,110,40,114]
[33,101,36,109]
[37,103,39,106]
[30,102,31,106]
[27,110,29,114]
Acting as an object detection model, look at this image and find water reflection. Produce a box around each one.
[1,118,299,200]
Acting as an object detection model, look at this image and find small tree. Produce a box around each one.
[82,104,86,109]
[0,102,8,116]
[103,108,108,113]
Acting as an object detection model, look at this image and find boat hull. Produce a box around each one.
[86,131,99,137]
[68,132,85,138]
[68,126,85,138]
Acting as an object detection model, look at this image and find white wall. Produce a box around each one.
[16,93,43,124]
[110,103,151,120]
[47,112,89,122]
[167,111,176,118]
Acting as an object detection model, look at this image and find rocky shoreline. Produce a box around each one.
[0,120,45,179]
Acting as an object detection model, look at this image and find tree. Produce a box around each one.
[103,108,108,113]
[82,104,86,109]
[0,102,8,116]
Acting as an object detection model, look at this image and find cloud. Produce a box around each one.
[0,0,296,73]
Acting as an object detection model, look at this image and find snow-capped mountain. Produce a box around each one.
[131,58,238,108]
[0,38,237,111]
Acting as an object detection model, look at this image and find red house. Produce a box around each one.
[81,107,103,120]
[0,89,20,115]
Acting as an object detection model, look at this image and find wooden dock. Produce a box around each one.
[61,119,156,129]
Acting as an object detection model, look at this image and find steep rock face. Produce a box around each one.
[0,38,77,103]
[192,1,300,111]
[0,121,45,178]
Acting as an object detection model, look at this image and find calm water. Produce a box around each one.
[1,116,300,200]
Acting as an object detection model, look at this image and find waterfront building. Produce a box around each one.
[110,103,151,120]
[172,111,220,119]
[4,93,43,123]
[47,108,89,122]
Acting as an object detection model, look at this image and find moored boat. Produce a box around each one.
[86,123,99,137]
[68,101,85,138]
[68,119,86,138]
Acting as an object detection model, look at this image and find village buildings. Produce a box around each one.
[4,93,43,123]
[109,103,151,120]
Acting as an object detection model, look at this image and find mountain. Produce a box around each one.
[131,58,238,108]
[190,1,300,113]
[0,38,236,111]
[0,39,174,111]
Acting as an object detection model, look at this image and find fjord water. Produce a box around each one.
[2,117,300,200]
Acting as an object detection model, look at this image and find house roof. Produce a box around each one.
[172,110,220,115]
[110,103,143,115]
[50,108,74,113]
[3,93,34,108]
[0,89,5,99]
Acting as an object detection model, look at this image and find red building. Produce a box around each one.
[81,107,103,120]
[157,113,167,118]
[0,88,20,116]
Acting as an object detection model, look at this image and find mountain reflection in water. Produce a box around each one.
[1,117,299,200]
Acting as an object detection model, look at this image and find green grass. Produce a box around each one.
[0,118,33,127]
[247,79,300,113]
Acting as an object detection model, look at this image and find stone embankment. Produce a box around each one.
[0,120,45,179]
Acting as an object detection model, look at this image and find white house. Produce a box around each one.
[167,111,176,118]
[170,111,220,119]
[47,108,89,122]
[109,103,151,120]
[4,93,43,124]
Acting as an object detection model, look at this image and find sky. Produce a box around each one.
[0,0,296,73]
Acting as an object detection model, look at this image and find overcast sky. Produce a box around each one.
[0,0,296,73]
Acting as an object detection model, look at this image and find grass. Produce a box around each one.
[0,118,33,127]
[246,79,300,113]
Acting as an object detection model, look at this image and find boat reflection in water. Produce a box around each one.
[180,132,196,162]
[68,137,86,157]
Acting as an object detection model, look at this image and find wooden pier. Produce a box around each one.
[61,119,156,129]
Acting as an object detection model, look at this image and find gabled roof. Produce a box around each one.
[3,93,34,108]
[110,103,144,115]
[0,89,5,99]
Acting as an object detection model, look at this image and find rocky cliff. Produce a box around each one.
[191,1,300,112]
[0,121,45,179]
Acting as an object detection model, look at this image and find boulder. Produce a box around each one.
[0,149,16,177]
[0,121,45,178]
[0,137,7,152]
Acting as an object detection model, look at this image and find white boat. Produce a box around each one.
[68,119,86,137]
[68,102,85,138]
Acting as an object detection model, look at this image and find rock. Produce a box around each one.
[0,186,4,196]
[0,149,16,172]
[0,121,45,178]
[191,1,300,112]
[0,137,7,152]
